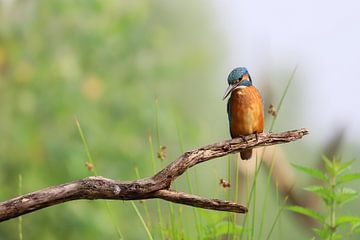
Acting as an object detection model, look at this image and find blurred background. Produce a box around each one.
[0,0,359,239]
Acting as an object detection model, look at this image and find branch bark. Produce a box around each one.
[0,128,308,222]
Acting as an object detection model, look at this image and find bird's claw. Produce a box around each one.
[239,135,248,143]
[255,133,260,143]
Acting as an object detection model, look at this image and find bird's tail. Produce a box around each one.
[240,149,252,160]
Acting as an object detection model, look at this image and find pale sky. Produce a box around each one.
[213,0,360,147]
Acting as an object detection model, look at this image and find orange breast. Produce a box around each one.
[228,86,264,137]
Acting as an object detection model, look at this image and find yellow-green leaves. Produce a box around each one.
[288,157,360,239]
[287,205,325,223]
[290,162,328,181]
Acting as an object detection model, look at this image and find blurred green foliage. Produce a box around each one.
[2,1,358,240]
[0,1,222,239]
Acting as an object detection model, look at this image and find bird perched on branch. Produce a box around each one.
[223,67,264,160]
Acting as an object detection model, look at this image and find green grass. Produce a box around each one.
[232,154,240,240]
[134,167,152,234]
[257,148,277,238]
[76,118,125,239]
[174,107,202,238]
[131,201,154,240]
[265,195,289,240]
[148,134,165,239]
[18,174,23,240]
[227,155,232,238]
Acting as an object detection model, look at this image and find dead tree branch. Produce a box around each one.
[0,128,308,222]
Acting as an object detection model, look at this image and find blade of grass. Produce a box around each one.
[276,182,281,240]
[131,201,154,240]
[268,65,298,131]
[176,206,185,240]
[155,101,181,239]
[258,149,277,238]
[276,179,284,240]
[168,203,177,239]
[76,118,125,239]
[232,154,240,240]
[148,135,157,174]
[105,202,125,239]
[265,196,289,239]
[250,153,259,240]
[227,155,232,239]
[148,134,165,239]
[155,98,161,156]
[76,118,98,176]
[18,174,23,240]
[174,110,202,238]
[134,167,152,231]
[245,164,251,240]
[238,159,251,240]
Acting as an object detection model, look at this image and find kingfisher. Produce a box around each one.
[223,67,264,160]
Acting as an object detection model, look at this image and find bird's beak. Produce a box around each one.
[222,81,241,100]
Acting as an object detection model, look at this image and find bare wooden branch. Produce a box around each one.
[154,190,248,213]
[0,128,308,222]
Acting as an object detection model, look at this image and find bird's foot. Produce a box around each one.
[239,135,248,143]
[255,133,260,143]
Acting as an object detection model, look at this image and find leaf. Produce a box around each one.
[291,163,328,181]
[337,159,356,176]
[353,222,360,233]
[333,233,343,239]
[304,185,332,205]
[334,188,358,205]
[287,205,325,223]
[204,221,244,238]
[313,227,330,239]
[336,216,360,226]
[322,156,337,177]
[337,173,360,185]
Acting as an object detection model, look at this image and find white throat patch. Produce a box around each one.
[235,85,247,89]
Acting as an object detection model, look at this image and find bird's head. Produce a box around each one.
[223,67,252,100]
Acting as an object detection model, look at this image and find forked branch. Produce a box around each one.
[0,128,308,222]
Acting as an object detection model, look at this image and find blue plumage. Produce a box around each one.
[227,67,252,85]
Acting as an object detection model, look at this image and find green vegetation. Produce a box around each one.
[0,1,221,239]
[0,1,359,240]
[289,157,360,239]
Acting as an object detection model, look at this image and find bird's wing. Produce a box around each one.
[227,99,231,123]
[227,99,235,138]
